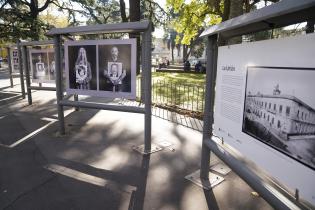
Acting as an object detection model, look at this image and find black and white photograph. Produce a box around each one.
[29,49,55,83]
[67,45,97,91]
[11,49,19,72]
[242,66,315,169]
[98,44,132,93]
[65,39,136,98]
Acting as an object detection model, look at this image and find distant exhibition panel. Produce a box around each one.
[11,48,19,72]
[213,33,315,205]
[64,39,137,99]
[29,49,56,84]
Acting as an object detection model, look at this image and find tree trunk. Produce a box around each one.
[228,0,243,45]
[183,45,188,63]
[129,0,141,75]
[119,0,128,22]
[171,44,174,64]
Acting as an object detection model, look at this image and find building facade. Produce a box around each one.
[244,90,315,141]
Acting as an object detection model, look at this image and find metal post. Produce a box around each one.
[22,46,32,105]
[54,35,65,134]
[17,40,26,98]
[143,24,152,153]
[74,94,79,111]
[200,35,218,179]
[6,47,13,87]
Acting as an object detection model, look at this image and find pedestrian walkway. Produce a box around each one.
[0,69,272,210]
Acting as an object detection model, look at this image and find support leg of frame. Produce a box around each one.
[74,94,79,111]
[22,46,32,105]
[54,35,66,135]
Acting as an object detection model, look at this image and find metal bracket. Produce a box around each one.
[185,170,224,190]
[132,143,163,155]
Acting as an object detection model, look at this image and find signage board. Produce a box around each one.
[214,33,315,205]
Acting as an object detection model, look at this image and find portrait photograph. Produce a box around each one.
[64,39,136,98]
[29,49,55,83]
[66,44,97,91]
[98,39,136,98]
[242,66,315,170]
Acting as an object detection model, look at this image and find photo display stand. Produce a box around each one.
[6,43,25,98]
[20,40,56,105]
[46,21,154,154]
[196,1,315,210]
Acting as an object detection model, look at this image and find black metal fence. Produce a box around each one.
[137,77,205,115]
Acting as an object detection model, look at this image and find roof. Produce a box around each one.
[200,0,315,38]
[46,21,151,36]
[248,94,315,113]
[19,40,54,46]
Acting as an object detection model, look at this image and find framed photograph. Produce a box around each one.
[29,49,55,83]
[65,39,136,99]
[242,66,315,169]
[11,49,19,72]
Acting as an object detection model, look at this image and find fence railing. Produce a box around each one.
[136,77,205,116]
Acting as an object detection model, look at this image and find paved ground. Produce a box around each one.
[0,66,273,210]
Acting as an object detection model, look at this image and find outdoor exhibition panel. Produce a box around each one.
[19,40,61,105]
[6,43,25,98]
[215,33,315,205]
[47,21,153,154]
[199,0,315,209]
[29,48,56,84]
[64,39,136,99]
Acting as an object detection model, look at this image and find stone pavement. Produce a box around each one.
[0,67,273,210]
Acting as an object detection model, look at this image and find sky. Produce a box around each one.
[246,67,315,109]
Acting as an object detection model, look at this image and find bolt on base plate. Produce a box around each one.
[132,143,163,155]
[185,170,224,190]
[210,162,231,176]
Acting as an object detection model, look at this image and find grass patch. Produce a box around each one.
[137,72,206,112]
[137,72,206,84]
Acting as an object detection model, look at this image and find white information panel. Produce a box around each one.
[214,33,315,205]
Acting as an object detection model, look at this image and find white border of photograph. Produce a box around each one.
[64,39,136,99]
[29,48,55,84]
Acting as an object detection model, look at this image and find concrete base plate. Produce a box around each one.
[210,163,231,176]
[185,170,224,190]
[132,143,163,155]
[157,140,173,147]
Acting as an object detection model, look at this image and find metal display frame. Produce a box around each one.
[20,40,58,105]
[46,21,153,154]
[6,43,25,98]
[198,0,315,209]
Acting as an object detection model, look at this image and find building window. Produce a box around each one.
[301,112,304,120]
[297,110,300,118]
[269,103,271,109]
[268,115,270,121]
[272,118,274,124]
[277,120,281,128]
[279,105,282,113]
[264,113,266,119]
[265,102,267,108]
[286,106,290,116]
[274,104,276,111]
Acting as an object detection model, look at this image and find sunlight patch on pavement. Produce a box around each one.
[45,163,108,186]
[0,117,57,148]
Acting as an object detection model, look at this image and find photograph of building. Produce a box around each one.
[243,66,315,169]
